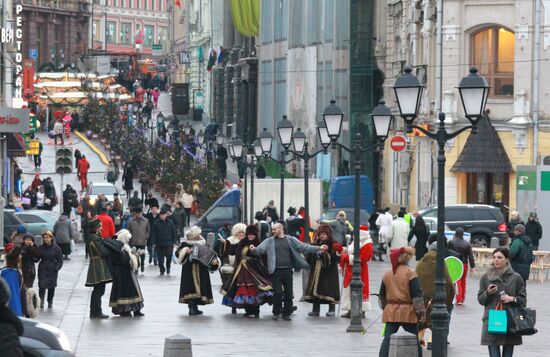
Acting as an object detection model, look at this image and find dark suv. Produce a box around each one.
[418,204,506,247]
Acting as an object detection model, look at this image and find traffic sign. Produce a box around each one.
[29,49,38,59]
[390,135,407,152]
[152,44,162,56]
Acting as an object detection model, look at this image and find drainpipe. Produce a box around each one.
[533,0,541,166]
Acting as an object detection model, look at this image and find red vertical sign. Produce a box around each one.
[23,59,34,101]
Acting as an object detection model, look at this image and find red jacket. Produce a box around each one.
[97,213,115,239]
[340,241,373,299]
[78,158,90,175]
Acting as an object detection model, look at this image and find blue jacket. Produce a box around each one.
[252,234,321,274]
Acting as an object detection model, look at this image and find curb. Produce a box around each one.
[73,131,110,165]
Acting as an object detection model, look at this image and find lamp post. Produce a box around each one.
[229,138,262,224]
[323,99,392,332]
[276,117,331,238]
[392,67,488,355]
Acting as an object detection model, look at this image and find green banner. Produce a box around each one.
[517,170,536,191]
[541,171,550,191]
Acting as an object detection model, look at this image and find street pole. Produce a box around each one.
[347,134,364,332]
[279,150,285,221]
[249,158,254,224]
[303,144,310,239]
[431,113,450,355]
[243,159,248,224]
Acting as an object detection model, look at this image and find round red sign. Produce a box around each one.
[390,135,407,152]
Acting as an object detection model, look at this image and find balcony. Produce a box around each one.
[21,0,92,14]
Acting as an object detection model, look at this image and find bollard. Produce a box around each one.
[490,237,499,248]
[163,334,192,357]
[388,331,419,357]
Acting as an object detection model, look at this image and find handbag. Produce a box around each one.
[507,305,537,336]
[408,234,417,247]
[488,302,508,335]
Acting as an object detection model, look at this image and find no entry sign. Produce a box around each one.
[390,135,407,152]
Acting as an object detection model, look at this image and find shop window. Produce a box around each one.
[471,27,514,97]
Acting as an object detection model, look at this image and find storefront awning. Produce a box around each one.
[450,115,513,174]
[7,133,27,157]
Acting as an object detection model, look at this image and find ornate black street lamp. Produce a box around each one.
[323,99,392,332]
[393,67,488,356]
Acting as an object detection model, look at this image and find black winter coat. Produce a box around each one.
[37,242,63,289]
[21,244,39,286]
[0,306,24,357]
[525,220,543,247]
[408,224,429,261]
[151,219,177,247]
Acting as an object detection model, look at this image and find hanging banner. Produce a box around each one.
[23,59,34,101]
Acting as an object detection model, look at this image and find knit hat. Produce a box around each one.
[16,225,26,234]
[23,234,35,242]
[160,207,169,215]
[245,224,259,238]
[337,211,347,219]
[316,224,333,238]
[186,226,202,241]
[389,247,415,274]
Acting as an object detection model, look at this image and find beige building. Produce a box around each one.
[376,0,550,215]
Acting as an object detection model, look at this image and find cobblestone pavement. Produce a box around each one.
[13,94,549,356]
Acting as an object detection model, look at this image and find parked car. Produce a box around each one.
[88,181,122,203]
[320,208,370,228]
[422,217,471,242]
[3,209,27,245]
[197,189,241,236]
[418,204,506,247]
[20,317,74,356]
[15,211,58,244]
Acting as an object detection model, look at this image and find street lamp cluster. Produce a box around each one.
[392,66,489,356]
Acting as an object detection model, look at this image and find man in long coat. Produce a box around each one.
[85,219,113,319]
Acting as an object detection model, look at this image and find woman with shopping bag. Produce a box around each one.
[478,247,526,357]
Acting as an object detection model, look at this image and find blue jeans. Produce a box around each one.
[488,345,514,357]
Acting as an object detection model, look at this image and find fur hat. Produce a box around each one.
[88,219,101,233]
[389,247,415,274]
[245,224,259,238]
[186,226,202,240]
[316,224,333,238]
[231,223,247,237]
[116,229,132,244]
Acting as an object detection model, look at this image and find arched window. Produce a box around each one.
[471,27,514,97]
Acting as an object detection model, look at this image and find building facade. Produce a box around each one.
[90,0,170,58]
[256,0,381,191]
[20,0,92,70]
[377,0,550,217]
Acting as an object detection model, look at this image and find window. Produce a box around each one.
[120,23,131,44]
[288,0,304,47]
[324,0,334,41]
[471,27,514,97]
[473,208,497,221]
[445,208,470,222]
[144,25,154,47]
[206,207,234,222]
[259,60,273,134]
[274,0,287,42]
[335,0,349,47]
[18,214,46,224]
[93,20,101,41]
[274,58,287,146]
[260,0,273,44]
[106,21,116,44]
[158,27,168,45]
[307,0,321,44]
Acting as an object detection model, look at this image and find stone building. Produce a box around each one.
[376,0,550,229]
[20,0,92,69]
[90,0,170,58]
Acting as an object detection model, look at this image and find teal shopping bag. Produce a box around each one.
[488,302,507,335]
